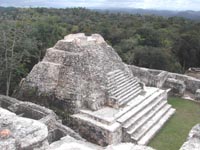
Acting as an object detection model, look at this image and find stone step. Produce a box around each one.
[79,109,113,125]
[108,75,133,90]
[116,78,137,90]
[126,101,167,134]
[123,96,166,130]
[117,79,137,92]
[115,88,159,119]
[115,85,141,101]
[119,89,142,107]
[107,70,122,77]
[117,90,164,124]
[137,108,175,145]
[115,82,139,98]
[72,113,121,132]
[108,72,126,82]
[118,86,141,102]
[109,80,138,96]
[131,105,171,142]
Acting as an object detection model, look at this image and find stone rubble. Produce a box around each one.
[0,108,48,150]
[180,124,200,150]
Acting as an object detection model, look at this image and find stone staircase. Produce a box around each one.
[107,70,142,107]
[106,70,175,145]
[72,70,175,146]
[118,89,175,145]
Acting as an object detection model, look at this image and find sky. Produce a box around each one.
[0,0,200,11]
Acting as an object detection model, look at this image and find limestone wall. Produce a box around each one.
[128,65,166,88]
[129,65,200,99]
[0,95,83,143]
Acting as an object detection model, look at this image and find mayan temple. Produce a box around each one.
[13,33,176,147]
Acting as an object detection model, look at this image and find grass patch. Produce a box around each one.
[149,97,200,150]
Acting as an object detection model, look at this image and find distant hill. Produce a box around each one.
[93,8,200,20]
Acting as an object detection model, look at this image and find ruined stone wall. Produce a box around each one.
[128,65,168,88]
[168,73,200,93]
[0,95,83,144]
[129,65,200,99]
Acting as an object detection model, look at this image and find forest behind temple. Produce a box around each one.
[0,7,200,95]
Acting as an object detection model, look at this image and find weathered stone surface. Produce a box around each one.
[72,113,122,146]
[129,64,200,97]
[185,67,200,79]
[14,33,176,147]
[195,89,200,101]
[128,65,168,88]
[49,136,155,150]
[15,33,132,113]
[164,78,186,96]
[106,143,155,150]
[0,108,48,150]
[180,124,200,150]
[0,95,83,144]
[49,135,103,150]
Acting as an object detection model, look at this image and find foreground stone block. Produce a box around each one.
[0,95,83,144]
[49,136,155,150]
[0,108,48,150]
[49,135,103,150]
[180,124,200,150]
[106,143,155,150]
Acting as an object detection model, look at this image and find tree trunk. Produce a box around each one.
[6,27,16,96]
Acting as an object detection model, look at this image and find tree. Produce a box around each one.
[0,21,37,95]
[133,47,182,72]
[173,32,200,70]
[136,27,163,47]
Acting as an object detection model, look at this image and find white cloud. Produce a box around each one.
[97,0,200,10]
[135,0,191,10]
[0,0,199,10]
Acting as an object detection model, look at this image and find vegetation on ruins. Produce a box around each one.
[0,7,200,95]
[149,97,200,150]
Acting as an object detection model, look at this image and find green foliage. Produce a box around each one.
[133,47,182,72]
[0,7,199,95]
[173,31,200,70]
[136,28,163,47]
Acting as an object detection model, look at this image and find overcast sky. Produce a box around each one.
[0,0,200,11]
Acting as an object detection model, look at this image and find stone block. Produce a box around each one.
[164,78,186,96]
[180,124,200,150]
[195,89,200,101]
[0,108,48,150]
